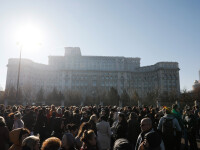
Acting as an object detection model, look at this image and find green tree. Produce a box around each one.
[36,87,45,104]
[120,89,130,106]
[64,90,82,106]
[46,87,61,105]
[130,91,140,106]
[5,86,16,104]
[106,87,119,106]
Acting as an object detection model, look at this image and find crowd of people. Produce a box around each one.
[0,103,199,150]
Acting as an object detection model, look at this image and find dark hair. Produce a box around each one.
[67,124,78,131]
[19,128,30,141]
[81,130,95,144]
[172,104,178,110]
[100,115,107,122]
[118,113,126,123]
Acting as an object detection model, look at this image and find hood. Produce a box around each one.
[9,128,21,146]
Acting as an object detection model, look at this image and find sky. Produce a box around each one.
[0,0,200,91]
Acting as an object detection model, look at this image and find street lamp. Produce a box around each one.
[16,44,22,104]
[15,23,43,104]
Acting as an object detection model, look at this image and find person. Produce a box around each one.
[81,130,98,150]
[72,109,81,127]
[110,111,119,148]
[9,128,30,150]
[34,109,49,143]
[22,109,35,131]
[13,112,24,129]
[96,115,112,150]
[157,107,181,150]
[41,137,61,150]
[113,138,131,150]
[7,113,15,131]
[171,104,183,150]
[138,131,162,150]
[22,135,40,150]
[81,112,89,123]
[135,118,165,150]
[67,124,78,137]
[183,108,198,150]
[0,116,9,150]
[75,122,91,149]
[49,112,57,134]
[115,113,127,140]
[88,114,97,135]
[61,133,76,150]
[51,117,64,140]
[127,112,140,149]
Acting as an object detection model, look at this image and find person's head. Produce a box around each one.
[144,131,161,149]
[77,122,91,138]
[0,116,6,126]
[113,138,131,150]
[67,124,78,137]
[100,115,107,122]
[172,104,178,111]
[57,108,62,114]
[118,113,126,123]
[140,118,152,132]
[41,137,61,150]
[164,107,171,114]
[51,105,55,111]
[129,112,137,120]
[22,136,40,150]
[81,130,96,146]
[62,133,76,150]
[9,128,30,146]
[14,112,21,120]
[89,114,97,123]
[101,109,106,116]
[53,117,64,132]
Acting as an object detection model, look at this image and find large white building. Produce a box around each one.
[6,47,180,100]
[193,70,200,90]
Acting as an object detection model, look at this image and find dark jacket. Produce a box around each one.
[127,118,140,144]
[0,125,9,150]
[115,121,127,140]
[88,120,97,135]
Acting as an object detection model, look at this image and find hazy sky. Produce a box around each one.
[0,0,200,90]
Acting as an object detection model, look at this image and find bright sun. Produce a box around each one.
[15,23,43,50]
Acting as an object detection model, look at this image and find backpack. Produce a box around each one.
[161,118,174,139]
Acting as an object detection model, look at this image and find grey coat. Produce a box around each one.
[97,120,112,150]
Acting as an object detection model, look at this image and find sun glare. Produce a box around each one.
[15,23,43,50]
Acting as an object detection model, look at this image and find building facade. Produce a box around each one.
[6,47,180,100]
